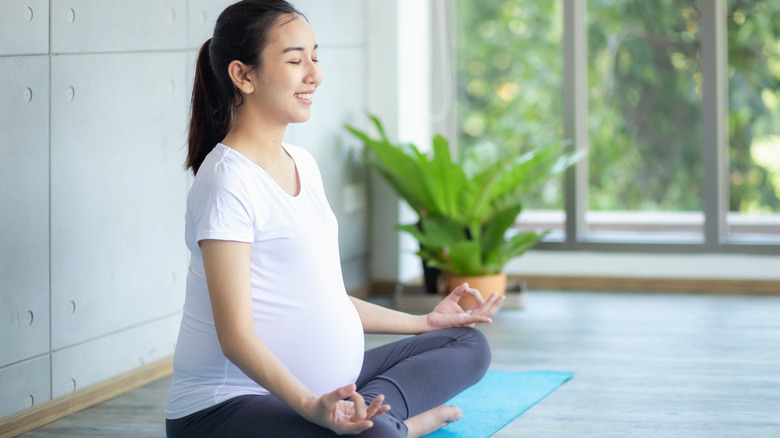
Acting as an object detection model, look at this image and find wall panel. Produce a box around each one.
[0,56,51,368]
[186,0,236,49]
[0,0,49,55]
[295,0,365,46]
[50,52,188,349]
[0,356,50,417]
[51,315,179,399]
[50,0,187,53]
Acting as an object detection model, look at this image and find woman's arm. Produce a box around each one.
[350,283,505,334]
[200,239,389,434]
[349,296,429,334]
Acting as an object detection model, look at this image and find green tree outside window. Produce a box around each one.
[456,0,780,217]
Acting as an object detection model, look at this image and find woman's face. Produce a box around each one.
[251,15,322,126]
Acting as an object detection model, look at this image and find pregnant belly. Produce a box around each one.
[255,300,365,396]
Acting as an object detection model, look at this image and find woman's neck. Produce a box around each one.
[221,110,300,196]
[221,111,288,169]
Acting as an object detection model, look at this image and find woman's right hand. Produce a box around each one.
[304,384,391,435]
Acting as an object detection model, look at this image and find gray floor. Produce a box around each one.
[18,291,780,437]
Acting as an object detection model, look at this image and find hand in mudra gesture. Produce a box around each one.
[306,384,390,435]
[426,283,504,330]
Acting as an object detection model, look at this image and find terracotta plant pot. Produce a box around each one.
[445,272,507,310]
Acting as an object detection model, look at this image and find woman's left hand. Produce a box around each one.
[425,283,504,331]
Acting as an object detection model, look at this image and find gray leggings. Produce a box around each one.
[166,327,491,437]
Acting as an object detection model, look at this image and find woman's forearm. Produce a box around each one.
[350,284,502,335]
[349,296,431,334]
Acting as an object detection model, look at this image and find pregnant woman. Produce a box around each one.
[164,1,504,437]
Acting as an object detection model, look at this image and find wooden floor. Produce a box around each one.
[17,291,780,437]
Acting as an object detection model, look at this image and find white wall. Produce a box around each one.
[364,0,433,284]
[0,0,376,419]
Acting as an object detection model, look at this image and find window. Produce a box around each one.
[455,0,780,253]
[586,0,703,241]
[455,0,566,237]
[726,0,780,239]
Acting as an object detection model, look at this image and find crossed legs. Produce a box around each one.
[165,327,491,437]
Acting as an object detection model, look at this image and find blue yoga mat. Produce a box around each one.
[425,370,573,438]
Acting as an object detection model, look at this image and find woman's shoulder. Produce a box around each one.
[190,144,255,195]
[200,143,258,177]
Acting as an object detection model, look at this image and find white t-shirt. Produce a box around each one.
[166,143,365,419]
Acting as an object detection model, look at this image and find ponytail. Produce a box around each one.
[186,39,232,175]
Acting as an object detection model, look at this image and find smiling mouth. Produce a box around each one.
[294,92,313,100]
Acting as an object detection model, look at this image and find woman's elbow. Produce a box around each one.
[216,329,253,362]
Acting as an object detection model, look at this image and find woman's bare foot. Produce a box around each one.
[403,404,463,438]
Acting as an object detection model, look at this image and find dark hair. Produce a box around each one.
[186,0,305,175]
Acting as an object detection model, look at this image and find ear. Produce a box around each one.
[227,60,255,94]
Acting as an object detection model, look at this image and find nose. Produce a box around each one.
[306,60,322,88]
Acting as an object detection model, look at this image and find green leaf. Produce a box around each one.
[363,153,429,214]
[416,215,466,248]
[447,241,485,276]
[419,135,468,219]
[458,150,518,224]
[397,223,424,241]
[367,113,389,144]
[481,203,523,258]
[489,144,579,217]
[485,230,547,269]
[345,123,437,216]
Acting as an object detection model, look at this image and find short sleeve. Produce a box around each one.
[187,163,254,244]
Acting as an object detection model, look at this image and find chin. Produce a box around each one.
[291,112,312,124]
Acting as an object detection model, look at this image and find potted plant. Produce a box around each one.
[345,114,581,308]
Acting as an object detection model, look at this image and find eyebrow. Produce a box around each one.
[282,44,318,54]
